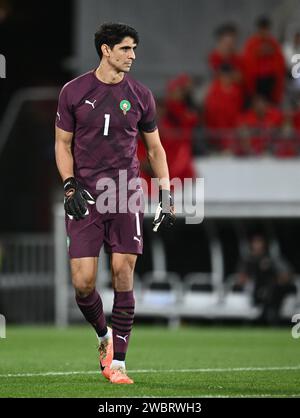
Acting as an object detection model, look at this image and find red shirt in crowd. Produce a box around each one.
[204,78,244,152]
[242,34,285,103]
[237,106,283,155]
[209,50,244,74]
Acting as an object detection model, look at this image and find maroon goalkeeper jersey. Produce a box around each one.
[56,70,157,195]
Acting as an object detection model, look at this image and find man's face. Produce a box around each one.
[253,96,268,115]
[218,33,236,54]
[251,236,266,256]
[295,33,300,46]
[107,36,137,73]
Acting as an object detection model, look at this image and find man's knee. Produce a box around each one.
[70,258,97,297]
[72,269,96,297]
[112,259,135,291]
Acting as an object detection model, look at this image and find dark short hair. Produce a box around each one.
[256,15,271,29]
[94,22,139,58]
[219,62,234,73]
[214,23,238,39]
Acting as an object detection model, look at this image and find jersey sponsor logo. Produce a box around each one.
[85,99,96,109]
[120,99,131,115]
[116,334,128,343]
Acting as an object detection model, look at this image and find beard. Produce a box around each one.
[111,59,132,74]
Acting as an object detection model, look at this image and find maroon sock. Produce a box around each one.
[112,290,135,361]
[75,288,107,337]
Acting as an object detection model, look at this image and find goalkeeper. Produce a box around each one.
[55,22,175,385]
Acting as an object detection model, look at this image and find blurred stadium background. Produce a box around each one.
[1,0,300,397]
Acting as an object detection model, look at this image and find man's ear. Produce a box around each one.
[101,43,111,57]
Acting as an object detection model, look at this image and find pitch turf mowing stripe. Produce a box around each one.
[1,365,300,378]
[1,326,299,397]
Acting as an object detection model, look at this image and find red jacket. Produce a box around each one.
[209,50,244,73]
[242,34,285,103]
[204,79,244,151]
[237,107,283,155]
[205,79,243,128]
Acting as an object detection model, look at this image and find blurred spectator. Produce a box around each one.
[283,31,300,71]
[235,234,296,325]
[272,111,299,157]
[0,0,10,23]
[0,240,3,272]
[204,63,244,153]
[138,74,199,194]
[164,73,200,127]
[208,23,243,83]
[0,0,12,116]
[242,16,285,104]
[237,95,283,155]
[293,96,300,132]
[283,31,300,104]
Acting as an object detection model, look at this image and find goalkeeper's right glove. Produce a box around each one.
[152,189,176,232]
[63,177,95,221]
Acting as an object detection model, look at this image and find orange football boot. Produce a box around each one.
[109,367,134,384]
[98,327,113,380]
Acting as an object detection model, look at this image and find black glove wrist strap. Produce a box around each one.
[63,177,77,195]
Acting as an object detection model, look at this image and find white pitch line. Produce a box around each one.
[1,365,300,378]
[130,366,300,373]
[128,394,300,398]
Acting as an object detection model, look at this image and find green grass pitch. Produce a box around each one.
[0,325,299,398]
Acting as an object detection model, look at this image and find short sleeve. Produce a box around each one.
[56,84,75,132]
[138,89,157,133]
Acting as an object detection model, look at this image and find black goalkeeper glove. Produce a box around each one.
[152,189,176,232]
[63,177,95,221]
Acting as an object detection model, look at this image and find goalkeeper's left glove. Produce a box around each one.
[63,177,95,221]
[152,189,176,232]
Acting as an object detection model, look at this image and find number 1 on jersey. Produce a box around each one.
[103,114,110,136]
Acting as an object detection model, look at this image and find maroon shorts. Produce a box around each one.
[65,204,144,258]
